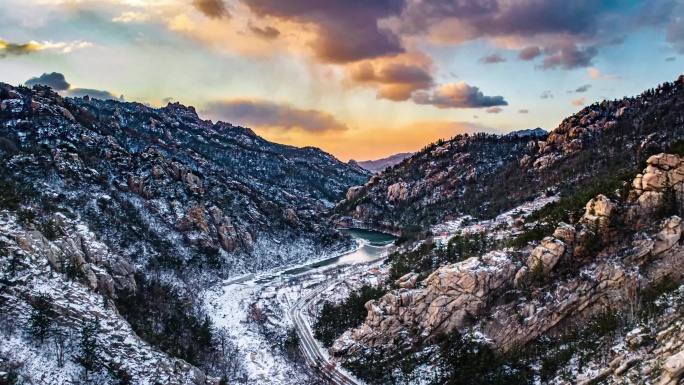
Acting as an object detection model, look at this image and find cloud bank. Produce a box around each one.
[202,99,348,133]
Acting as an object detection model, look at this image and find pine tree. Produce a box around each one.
[29,292,55,344]
[75,317,101,380]
[659,174,679,218]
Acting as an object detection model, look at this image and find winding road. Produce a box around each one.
[288,284,360,385]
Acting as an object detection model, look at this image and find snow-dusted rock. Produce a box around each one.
[652,216,682,256]
[527,237,566,273]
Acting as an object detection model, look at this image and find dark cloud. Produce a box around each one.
[478,53,506,64]
[540,43,597,70]
[668,16,684,53]
[193,0,230,19]
[67,88,124,101]
[519,109,529,113]
[632,1,684,53]
[478,1,620,37]
[202,99,348,133]
[635,0,677,28]
[518,46,541,61]
[411,82,508,109]
[666,56,677,61]
[401,0,498,33]
[249,24,281,39]
[25,72,71,91]
[163,97,175,103]
[0,40,40,58]
[23,71,122,101]
[242,0,406,63]
[399,0,627,72]
[403,0,621,39]
[567,84,591,93]
[540,90,553,99]
[350,61,433,101]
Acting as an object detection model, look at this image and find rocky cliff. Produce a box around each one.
[0,211,214,384]
[329,153,684,383]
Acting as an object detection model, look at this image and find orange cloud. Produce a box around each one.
[588,67,621,80]
[572,97,586,106]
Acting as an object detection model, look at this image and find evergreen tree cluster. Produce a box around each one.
[313,285,387,347]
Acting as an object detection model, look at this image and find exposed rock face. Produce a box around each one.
[634,154,684,194]
[331,252,518,357]
[652,216,682,255]
[553,222,576,244]
[660,351,684,385]
[346,185,366,202]
[630,154,684,222]
[582,194,615,232]
[527,237,565,273]
[387,182,408,203]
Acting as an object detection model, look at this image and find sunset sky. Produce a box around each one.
[1,0,683,161]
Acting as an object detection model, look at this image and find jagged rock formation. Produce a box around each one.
[330,153,684,385]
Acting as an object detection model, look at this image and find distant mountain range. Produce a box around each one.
[506,127,548,137]
[356,152,414,173]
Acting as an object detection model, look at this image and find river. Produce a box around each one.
[251,228,396,284]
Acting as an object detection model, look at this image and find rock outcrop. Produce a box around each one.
[331,252,518,356]
[527,236,566,273]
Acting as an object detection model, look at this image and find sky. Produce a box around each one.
[1,0,683,161]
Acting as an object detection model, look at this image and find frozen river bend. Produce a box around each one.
[204,229,396,384]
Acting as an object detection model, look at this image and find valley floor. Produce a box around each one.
[203,240,390,384]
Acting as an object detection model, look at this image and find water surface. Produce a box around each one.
[252,228,396,284]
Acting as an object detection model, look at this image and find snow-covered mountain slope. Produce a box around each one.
[0,211,214,384]
[0,82,369,383]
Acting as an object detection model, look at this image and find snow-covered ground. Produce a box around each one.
[203,244,391,384]
[432,194,559,240]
